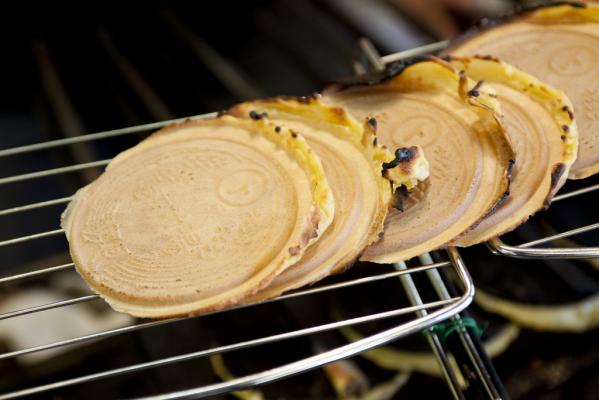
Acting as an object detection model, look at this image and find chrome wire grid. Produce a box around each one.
[7,35,596,398]
[0,109,475,398]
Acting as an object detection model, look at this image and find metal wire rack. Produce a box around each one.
[0,109,476,398]
[3,34,596,399]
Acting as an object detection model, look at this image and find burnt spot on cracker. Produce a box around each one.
[391,186,410,212]
[249,110,268,121]
[468,80,484,97]
[550,162,566,189]
[367,117,378,130]
[562,105,574,120]
[382,147,417,171]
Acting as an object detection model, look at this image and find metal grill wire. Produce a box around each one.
[0,103,474,398]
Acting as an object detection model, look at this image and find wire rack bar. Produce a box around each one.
[0,229,64,248]
[486,236,599,259]
[0,319,180,362]
[519,223,599,248]
[0,160,110,186]
[0,262,74,284]
[0,297,462,400]
[380,40,449,64]
[0,196,73,218]
[487,215,599,259]
[553,183,599,202]
[0,260,447,290]
[0,113,216,159]
[0,262,450,361]
[0,295,99,321]
[487,182,599,258]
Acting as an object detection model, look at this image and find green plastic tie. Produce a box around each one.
[422,317,483,342]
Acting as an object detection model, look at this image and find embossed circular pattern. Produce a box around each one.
[472,30,599,84]
[218,169,267,206]
[352,93,477,243]
[548,45,596,76]
[62,119,327,318]
[391,114,445,148]
[461,26,599,176]
[327,88,504,262]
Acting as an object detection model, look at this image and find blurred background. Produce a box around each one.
[1,1,598,399]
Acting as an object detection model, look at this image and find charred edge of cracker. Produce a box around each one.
[562,105,575,121]
[289,209,321,256]
[382,147,417,171]
[332,252,364,276]
[443,54,502,63]
[367,117,379,145]
[301,219,320,246]
[481,158,516,220]
[443,1,586,56]
[277,93,320,105]
[249,110,268,121]
[382,169,391,183]
[476,54,502,62]
[323,55,437,93]
[146,114,237,140]
[545,162,567,208]
[288,246,301,256]
[250,94,320,108]
[391,186,410,212]
[458,70,469,98]
[468,80,485,98]
[367,117,377,130]
[237,95,359,128]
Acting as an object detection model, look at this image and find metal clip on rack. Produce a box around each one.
[0,110,474,397]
